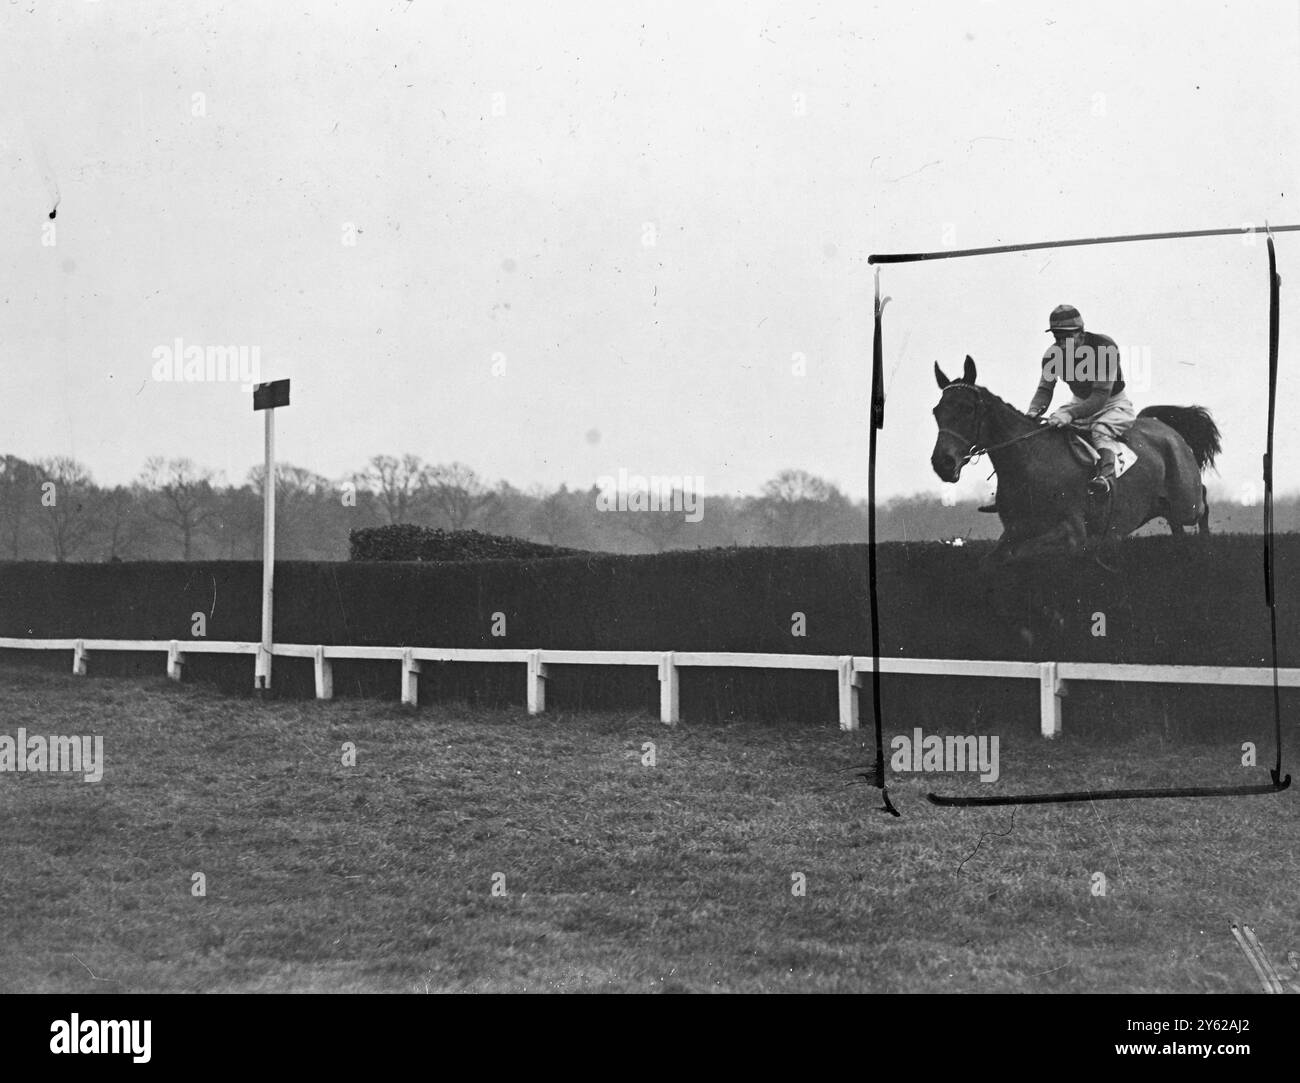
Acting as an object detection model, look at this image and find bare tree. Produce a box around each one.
[354,454,430,524]
[98,484,151,560]
[247,462,339,558]
[35,457,98,561]
[530,484,581,545]
[210,484,263,559]
[427,461,491,530]
[0,455,41,558]
[615,487,691,552]
[139,457,220,559]
[751,469,846,546]
[477,480,523,537]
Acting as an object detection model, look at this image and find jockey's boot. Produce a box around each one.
[1088,448,1117,495]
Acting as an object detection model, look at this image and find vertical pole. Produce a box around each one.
[257,407,275,690]
[658,652,680,725]
[401,648,420,706]
[837,656,861,731]
[314,645,333,700]
[867,268,897,812]
[527,650,547,714]
[1039,662,1063,738]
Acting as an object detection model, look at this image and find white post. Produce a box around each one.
[1039,661,1064,737]
[527,650,547,714]
[167,640,184,681]
[659,651,680,725]
[256,407,275,690]
[838,655,861,731]
[72,639,87,676]
[401,648,420,706]
[314,645,333,700]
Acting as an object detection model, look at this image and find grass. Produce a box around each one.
[0,662,1296,993]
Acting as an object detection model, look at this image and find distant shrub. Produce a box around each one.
[349,525,584,562]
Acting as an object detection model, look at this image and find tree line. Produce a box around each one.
[0,452,1291,561]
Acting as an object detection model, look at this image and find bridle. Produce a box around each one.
[937,382,1052,467]
[935,383,985,466]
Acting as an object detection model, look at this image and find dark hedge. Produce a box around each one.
[0,535,1295,723]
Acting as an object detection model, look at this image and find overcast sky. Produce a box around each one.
[2,0,1297,504]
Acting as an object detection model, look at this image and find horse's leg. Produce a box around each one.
[1198,483,1211,535]
[980,532,1017,571]
[998,517,1086,563]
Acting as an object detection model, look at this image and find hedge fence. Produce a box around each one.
[0,536,1294,727]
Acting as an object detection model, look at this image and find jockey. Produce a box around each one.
[979,304,1135,510]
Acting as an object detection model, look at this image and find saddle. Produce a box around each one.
[1065,432,1137,480]
[1065,433,1099,468]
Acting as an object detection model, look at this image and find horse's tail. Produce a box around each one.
[1138,405,1221,471]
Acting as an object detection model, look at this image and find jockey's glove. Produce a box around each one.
[1046,410,1073,428]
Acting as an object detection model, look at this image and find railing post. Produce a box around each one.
[72,639,87,676]
[1039,661,1064,738]
[254,644,272,691]
[401,648,420,706]
[527,650,547,714]
[167,640,184,681]
[838,655,861,731]
[659,652,680,725]
[314,645,333,700]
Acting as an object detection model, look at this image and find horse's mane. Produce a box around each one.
[949,380,1035,422]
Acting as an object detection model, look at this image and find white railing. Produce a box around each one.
[0,637,1295,738]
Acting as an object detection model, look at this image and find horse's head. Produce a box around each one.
[931,355,982,483]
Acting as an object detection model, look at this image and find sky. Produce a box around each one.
[2,0,1298,504]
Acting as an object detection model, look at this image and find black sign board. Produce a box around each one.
[253,379,291,411]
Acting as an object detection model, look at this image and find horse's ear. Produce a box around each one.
[963,355,977,384]
[934,362,950,389]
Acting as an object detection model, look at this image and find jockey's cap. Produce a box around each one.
[1046,304,1084,332]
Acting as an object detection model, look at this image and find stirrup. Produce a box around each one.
[1087,473,1113,495]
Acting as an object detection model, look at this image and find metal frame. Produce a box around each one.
[866,225,1294,808]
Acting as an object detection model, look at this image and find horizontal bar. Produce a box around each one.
[0,637,263,654]
[414,647,533,663]
[1,637,1295,689]
[1058,663,1300,687]
[868,223,1300,265]
[673,652,844,670]
[0,638,79,649]
[268,643,319,658]
[161,640,261,655]
[863,657,1041,679]
[537,649,662,666]
[319,645,406,661]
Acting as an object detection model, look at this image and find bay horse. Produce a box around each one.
[931,356,1220,565]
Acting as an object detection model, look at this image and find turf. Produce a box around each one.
[0,663,1295,993]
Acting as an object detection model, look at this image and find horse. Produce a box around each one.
[931,356,1221,566]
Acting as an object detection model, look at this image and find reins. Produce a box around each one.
[937,383,1052,468]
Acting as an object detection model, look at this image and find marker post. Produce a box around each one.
[252,379,290,690]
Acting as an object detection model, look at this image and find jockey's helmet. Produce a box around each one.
[1046,304,1084,333]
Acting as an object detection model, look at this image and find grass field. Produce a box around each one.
[0,662,1296,993]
